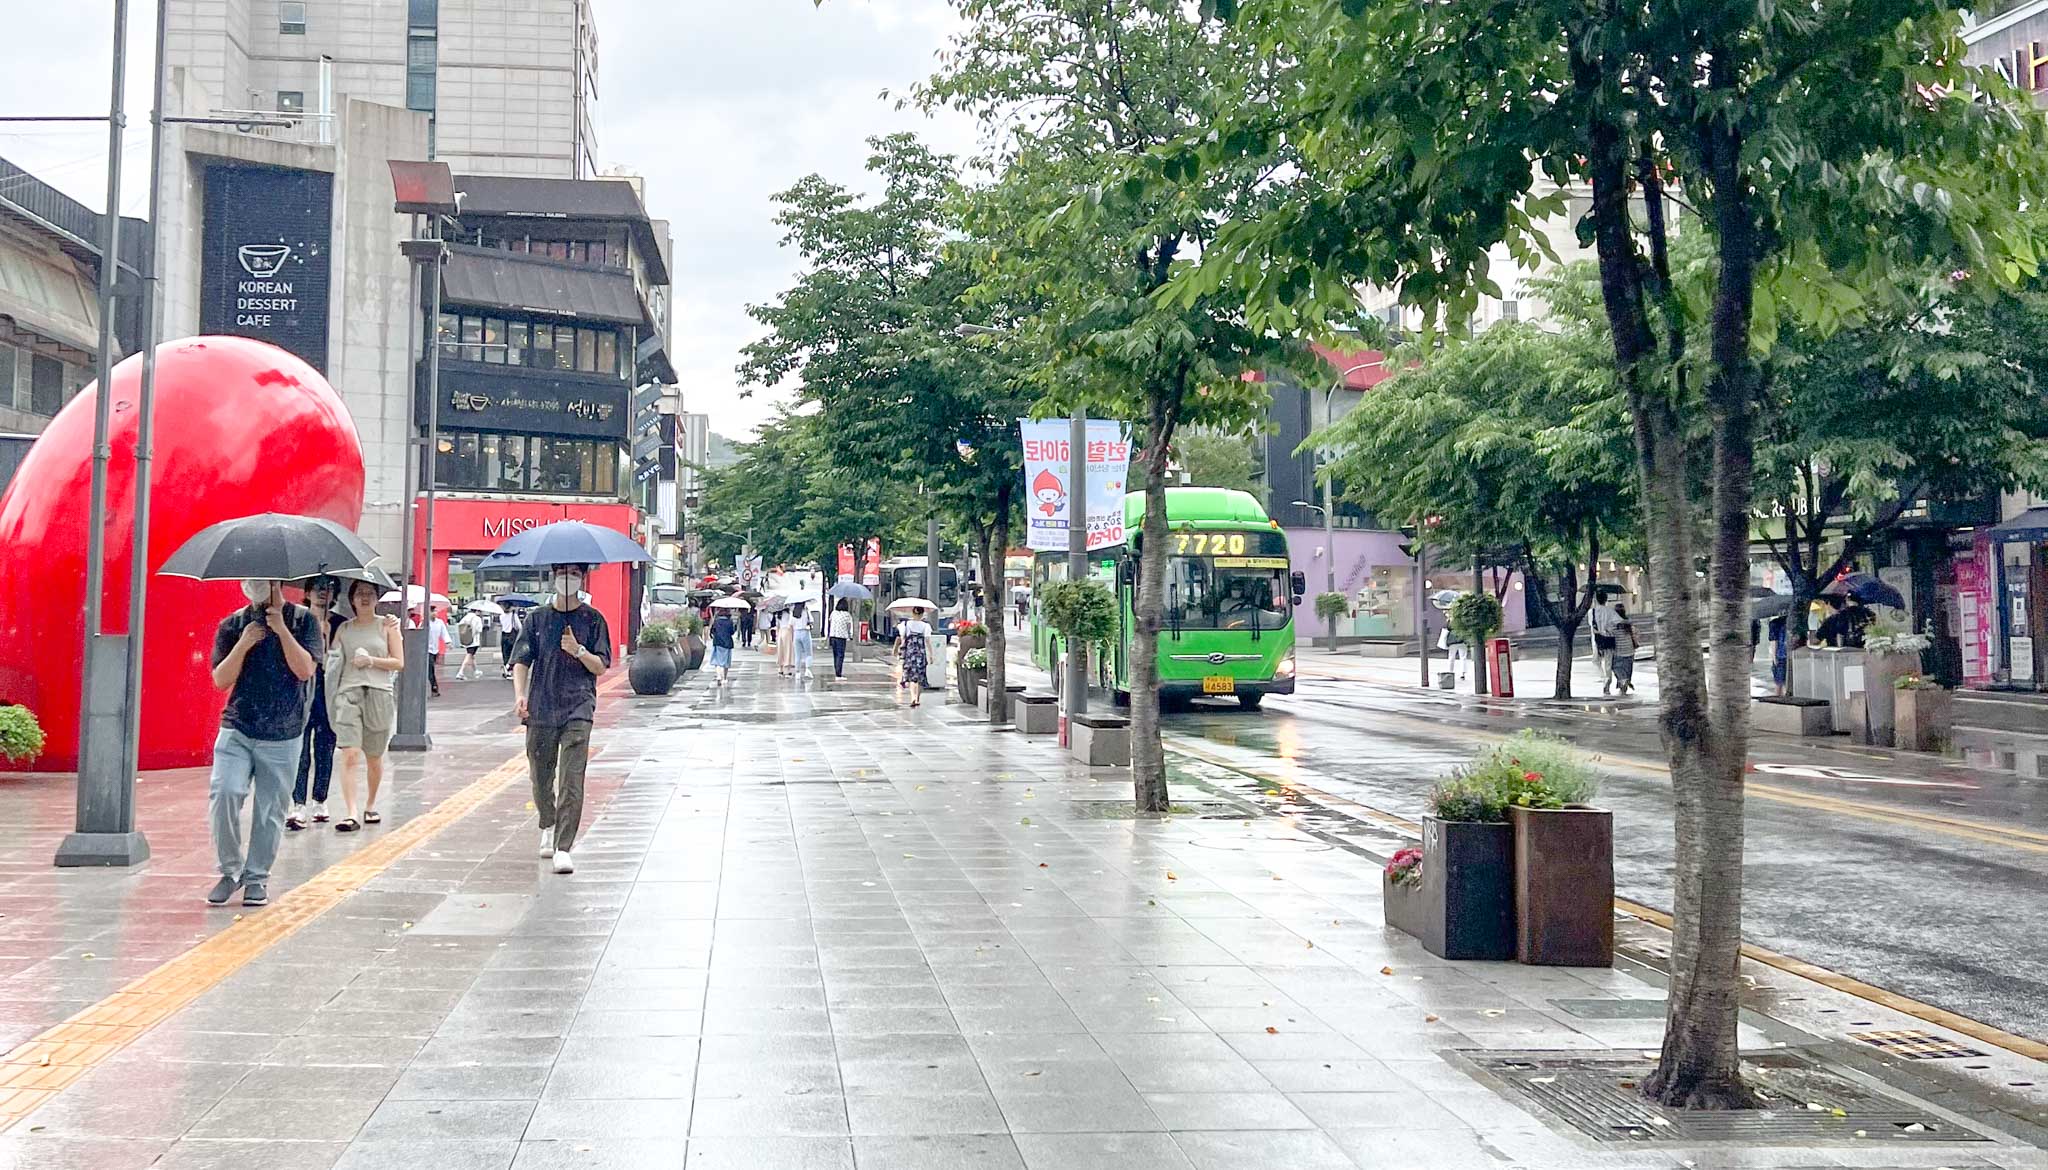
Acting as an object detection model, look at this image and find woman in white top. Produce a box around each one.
[895,607,932,707]
[330,580,404,831]
[827,599,855,679]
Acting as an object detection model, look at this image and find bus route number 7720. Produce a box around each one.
[1172,532,1246,556]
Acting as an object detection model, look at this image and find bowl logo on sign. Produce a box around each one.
[237,243,292,278]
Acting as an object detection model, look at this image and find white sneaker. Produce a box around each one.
[551,850,574,874]
[311,800,329,823]
[538,828,555,858]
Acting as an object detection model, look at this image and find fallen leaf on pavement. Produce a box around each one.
[1265,1026,1279,1034]
[1380,966,1394,976]
[1424,1014,1440,1023]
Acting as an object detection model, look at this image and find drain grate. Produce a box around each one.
[1849,1030,1987,1061]
[1470,1050,1990,1144]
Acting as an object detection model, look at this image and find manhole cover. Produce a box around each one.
[1849,1030,1987,1061]
[1185,836,1333,853]
[1469,1050,1990,1144]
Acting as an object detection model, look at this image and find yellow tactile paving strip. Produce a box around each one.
[0,752,529,1131]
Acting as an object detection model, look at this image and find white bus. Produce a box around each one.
[874,557,962,638]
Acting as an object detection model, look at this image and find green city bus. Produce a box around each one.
[1030,487,1302,710]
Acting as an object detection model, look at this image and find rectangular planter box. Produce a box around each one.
[1895,687,1953,752]
[1753,695,1831,737]
[1417,817,1515,961]
[1015,694,1058,734]
[1382,870,1426,938]
[1070,713,1131,767]
[1510,805,1614,967]
[1863,650,1920,747]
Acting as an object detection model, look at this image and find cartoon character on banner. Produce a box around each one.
[1032,468,1067,520]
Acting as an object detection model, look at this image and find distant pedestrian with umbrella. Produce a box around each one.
[287,575,346,832]
[709,603,738,686]
[159,513,386,908]
[482,520,649,877]
[828,599,855,678]
[498,604,520,679]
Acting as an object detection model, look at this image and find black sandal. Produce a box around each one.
[363,810,382,824]
[335,819,361,833]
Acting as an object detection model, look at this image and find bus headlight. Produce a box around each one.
[1276,652,1296,679]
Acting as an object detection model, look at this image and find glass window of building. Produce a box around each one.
[407,36,436,69]
[548,241,570,261]
[595,445,617,495]
[279,2,307,34]
[575,328,598,373]
[588,240,607,266]
[406,70,435,112]
[507,321,530,367]
[29,355,61,416]
[477,434,499,488]
[535,438,579,492]
[443,432,479,489]
[459,316,483,362]
[482,318,506,364]
[437,312,457,357]
[553,327,576,370]
[278,91,305,114]
[530,322,555,368]
[409,0,438,26]
[0,344,15,410]
[493,434,528,490]
[578,442,597,492]
[568,242,587,263]
[596,331,618,378]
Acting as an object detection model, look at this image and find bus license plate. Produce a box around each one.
[1202,675,1234,694]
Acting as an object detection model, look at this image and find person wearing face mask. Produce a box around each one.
[512,563,612,875]
[286,576,346,831]
[206,578,324,908]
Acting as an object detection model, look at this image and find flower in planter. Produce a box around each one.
[962,648,990,670]
[1385,847,1423,888]
[1893,673,1944,691]
[955,620,987,639]
[1431,730,1601,817]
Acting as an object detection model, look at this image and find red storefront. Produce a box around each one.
[412,497,643,661]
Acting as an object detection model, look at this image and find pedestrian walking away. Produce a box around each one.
[454,607,485,680]
[1590,592,1624,696]
[498,605,520,678]
[792,602,814,682]
[776,607,798,676]
[828,599,854,678]
[513,563,611,875]
[206,579,323,908]
[1610,602,1639,695]
[709,608,737,686]
[896,606,932,707]
[329,579,403,832]
[739,608,755,649]
[425,607,452,695]
[287,576,346,831]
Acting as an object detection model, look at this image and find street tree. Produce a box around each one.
[1316,323,1637,698]
[919,0,1300,812]
[739,134,1035,716]
[697,408,923,574]
[1177,0,2048,1106]
[1175,428,1265,501]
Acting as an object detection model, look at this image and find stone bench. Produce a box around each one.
[1014,692,1058,735]
[1753,695,1832,737]
[1070,712,1131,767]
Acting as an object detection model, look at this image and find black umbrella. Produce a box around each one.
[159,513,388,583]
[1825,572,1906,610]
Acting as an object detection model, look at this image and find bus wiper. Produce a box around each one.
[1168,584,1182,641]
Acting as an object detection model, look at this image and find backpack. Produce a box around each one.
[458,616,478,648]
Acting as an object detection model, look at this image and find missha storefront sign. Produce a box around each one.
[200,164,334,371]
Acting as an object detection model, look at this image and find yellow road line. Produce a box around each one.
[1165,734,2048,1065]
[0,753,529,1132]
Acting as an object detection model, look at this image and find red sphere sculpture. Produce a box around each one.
[0,337,365,771]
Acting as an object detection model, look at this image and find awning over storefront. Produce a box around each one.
[1987,507,2048,543]
[441,244,643,326]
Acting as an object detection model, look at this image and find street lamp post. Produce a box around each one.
[1309,360,1384,652]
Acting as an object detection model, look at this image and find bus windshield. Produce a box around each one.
[1162,529,1292,632]
[893,566,959,607]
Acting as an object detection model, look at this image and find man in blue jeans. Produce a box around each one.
[207,579,322,908]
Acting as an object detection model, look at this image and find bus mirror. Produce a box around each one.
[1290,571,1307,599]
[1120,559,1136,586]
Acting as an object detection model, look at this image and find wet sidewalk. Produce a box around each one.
[0,653,2040,1168]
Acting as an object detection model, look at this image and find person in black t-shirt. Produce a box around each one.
[512,563,612,876]
[206,579,323,909]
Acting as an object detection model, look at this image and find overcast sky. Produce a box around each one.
[0,0,977,440]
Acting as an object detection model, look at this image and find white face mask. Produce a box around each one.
[241,580,274,605]
[553,572,583,599]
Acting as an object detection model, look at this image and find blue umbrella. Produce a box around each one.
[1826,572,1905,610]
[828,580,873,600]
[478,520,653,569]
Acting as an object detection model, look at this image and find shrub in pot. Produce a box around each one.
[1415,769,1516,960]
[958,647,989,706]
[629,621,681,696]
[1381,847,1425,938]
[1492,731,1613,967]
[0,705,46,768]
[1893,673,1952,752]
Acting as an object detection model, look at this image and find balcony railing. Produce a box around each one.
[207,108,336,146]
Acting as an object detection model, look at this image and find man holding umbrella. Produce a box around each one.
[511,564,612,875]
[205,579,323,905]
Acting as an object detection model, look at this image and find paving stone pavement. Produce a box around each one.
[0,649,2041,1169]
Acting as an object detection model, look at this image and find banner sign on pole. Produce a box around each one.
[861,537,882,587]
[837,544,856,578]
[1019,418,1131,553]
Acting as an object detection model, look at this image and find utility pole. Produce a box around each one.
[59,0,148,867]
[1067,407,1088,719]
[1415,534,1430,688]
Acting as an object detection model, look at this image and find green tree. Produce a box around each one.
[1176,428,1264,500]
[739,135,1035,717]
[698,409,922,574]
[1318,323,1637,698]
[920,0,1301,811]
[1181,0,2048,1106]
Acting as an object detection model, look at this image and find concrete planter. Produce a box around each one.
[1894,687,1953,752]
[1863,650,1920,746]
[1510,805,1614,967]
[958,667,986,707]
[1015,694,1058,735]
[1382,871,1426,939]
[1417,816,1515,961]
[627,649,679,696]
[1754,695,1831,736]
[1069,712,1131,767]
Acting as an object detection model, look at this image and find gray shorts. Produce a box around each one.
[332,685,396,756]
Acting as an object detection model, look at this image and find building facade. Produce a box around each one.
[166,0,599,178]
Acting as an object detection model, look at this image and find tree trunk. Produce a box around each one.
[985,482,1012,725]
[1642,72,1761,1111]
[1131,396,1175,813]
